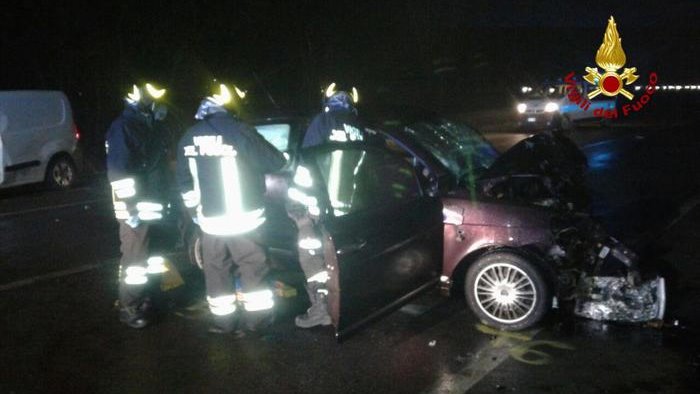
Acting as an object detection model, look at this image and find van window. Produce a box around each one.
[0,94,65,133]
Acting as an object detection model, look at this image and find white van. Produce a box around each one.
[516,82,616,131]
[0,91,80,189]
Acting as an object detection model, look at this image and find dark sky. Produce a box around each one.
[2,0,699,135]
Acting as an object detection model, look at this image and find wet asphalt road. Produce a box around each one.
[2,124,700,393]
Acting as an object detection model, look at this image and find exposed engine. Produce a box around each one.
[549,212,665,322]
[478,132,665,323]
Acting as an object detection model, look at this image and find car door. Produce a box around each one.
[253,119,305,261]
[303,143,443,340]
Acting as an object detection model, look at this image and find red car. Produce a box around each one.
[189,114,664,337]
[381,116,663,331]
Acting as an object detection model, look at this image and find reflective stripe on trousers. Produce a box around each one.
[299,237,322,251]
[207,294,237,316]
[307,270,329,284]
[124,266,148,285]
[238,289,274,312]
[136,202,164,221]
[146,256,168,274]
[111,178,136,199]
[123,255,168,285]
[113,200,164,221]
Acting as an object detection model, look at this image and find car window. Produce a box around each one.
[404,121,498,183]
[313,147,421,217]
[255,123,291,152]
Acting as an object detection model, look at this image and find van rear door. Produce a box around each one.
[0,92,66,167]
[0,91,72,186]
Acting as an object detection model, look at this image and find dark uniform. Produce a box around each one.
[289,89,367,328]
[177,95,285,333]
[106,91,170,329]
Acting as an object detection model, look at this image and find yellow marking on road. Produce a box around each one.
[424,324,575,393]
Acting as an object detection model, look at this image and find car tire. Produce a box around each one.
[45,155,77,189]
[187,229,204,270]
[465,251,550,331]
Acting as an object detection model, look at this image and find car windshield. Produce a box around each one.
[403,120,498,182]
[520,84,572,99]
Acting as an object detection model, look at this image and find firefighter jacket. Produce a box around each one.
[176,112,286,236]
[301,108,366,148]
[106,106,170,221]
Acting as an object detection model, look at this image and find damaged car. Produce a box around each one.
[381,116,666,331]
[187,113,665,336]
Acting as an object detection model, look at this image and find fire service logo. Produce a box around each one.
[565,16,658,118]
[584,16,638,100]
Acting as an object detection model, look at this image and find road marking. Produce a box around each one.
[663,193,700,232]
[0,252,183,292]
[0,198,110,218]
[0,261,114,291]
[423,326,543,394]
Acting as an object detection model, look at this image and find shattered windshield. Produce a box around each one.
[403,120,498,183]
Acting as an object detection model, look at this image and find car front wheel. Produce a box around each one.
[465,252,550,331]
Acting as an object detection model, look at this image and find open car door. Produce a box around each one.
[302,143,443,340]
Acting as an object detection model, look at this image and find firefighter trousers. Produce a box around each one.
[118,221,151,309]
[287,206,326,281]
[201,231,273,329]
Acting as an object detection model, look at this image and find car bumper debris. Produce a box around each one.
[574,276,666,323]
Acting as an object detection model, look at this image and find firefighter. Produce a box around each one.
[106,83,171,329]
[288,83,367,328]
[176,84,286,334]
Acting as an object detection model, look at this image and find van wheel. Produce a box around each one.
[465,252,550,331]
[45,156,76,189]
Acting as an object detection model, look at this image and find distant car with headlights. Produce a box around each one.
[516,82,616,130]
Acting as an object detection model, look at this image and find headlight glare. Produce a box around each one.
[544,102,559,113]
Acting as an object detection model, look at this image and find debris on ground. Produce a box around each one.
[644,319,665,329]
[428,340,437,347]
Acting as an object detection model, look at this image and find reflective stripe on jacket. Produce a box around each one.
[176,112,285,236]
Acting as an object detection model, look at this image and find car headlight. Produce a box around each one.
[517,103,527,114]
[544,102,559,113]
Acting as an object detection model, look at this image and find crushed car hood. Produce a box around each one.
[483,132,587,181]
[476,132,589,210]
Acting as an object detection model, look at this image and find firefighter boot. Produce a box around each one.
[208,314,245,338]
[295,285,331,328]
